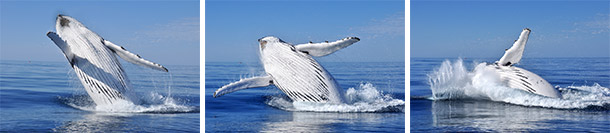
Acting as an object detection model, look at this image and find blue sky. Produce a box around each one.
[205,0,405,62]
[0,0,199,65]
[412,1,609,58]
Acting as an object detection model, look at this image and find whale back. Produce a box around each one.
[260,38,344,103]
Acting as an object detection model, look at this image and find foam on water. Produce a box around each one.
[428,59,610,109]
[60,92,197,113]
[57,68,197,113]
[265,83,405,112]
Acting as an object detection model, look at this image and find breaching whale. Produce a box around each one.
[47,15,168,106]
[213,36,360,103]
[486,28,561,98]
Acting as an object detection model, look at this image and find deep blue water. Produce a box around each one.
[0,60,199,132]
[411,57,610,132]
[205,62,405,132]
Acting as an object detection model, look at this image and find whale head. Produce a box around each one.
[257,36,295,59]
[54,15,101,40]
[258,36,288,50]
[51,15,105,56]
[56,15,84,33]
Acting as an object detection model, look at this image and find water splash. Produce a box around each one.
[265,83,404,112]
[428,59,610,110]
[60,92,197,113]
[59,63,197,113]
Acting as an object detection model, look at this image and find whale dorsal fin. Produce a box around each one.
[294,37,360,57]
[214,75,274,98]
[103,40,168,72]
[47,32,76,66]
[497,28,530,66]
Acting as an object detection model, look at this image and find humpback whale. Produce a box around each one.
[47,15,168,106]
[486,28,561,98]
[213,36,360,103]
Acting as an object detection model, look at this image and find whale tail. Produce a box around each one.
[497,28,530,66]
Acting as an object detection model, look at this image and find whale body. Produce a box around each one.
[485,28,561,98]
[213,36,360,103]
[47,15,168,106]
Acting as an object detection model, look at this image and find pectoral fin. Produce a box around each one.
[294,37,360,57]
[103,40,168,72]
[497,28,530,66]
[214,75,274,98]
[47,32,76,66]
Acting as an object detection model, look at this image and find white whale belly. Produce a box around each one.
[262,46,344,103]
[64,32,137,106]
[488,64,561,98]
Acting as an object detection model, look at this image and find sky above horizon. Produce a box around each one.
[205,0,405,62]
[0,1,199,65]
[4,0,605,65]
[412,1,609,58]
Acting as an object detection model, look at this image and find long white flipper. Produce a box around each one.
[103,40,168,72]
[497,28,530,66]
[294,37,360,57]
[213,75,274,97]
[47,32,75,65]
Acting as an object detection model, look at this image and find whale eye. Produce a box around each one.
[260,41,267,49]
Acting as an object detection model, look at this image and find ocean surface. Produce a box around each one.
[205,62,405,132]
[411,57,610,132]
[0,60,199,132]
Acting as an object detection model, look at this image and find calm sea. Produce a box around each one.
[0,60,200,132]
[205,62,405,132]
[411,57,610,132]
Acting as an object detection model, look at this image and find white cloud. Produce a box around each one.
[133,17,199,45]
[566,13,609,35]
[531,13,610,44]
[350,12,405,39]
